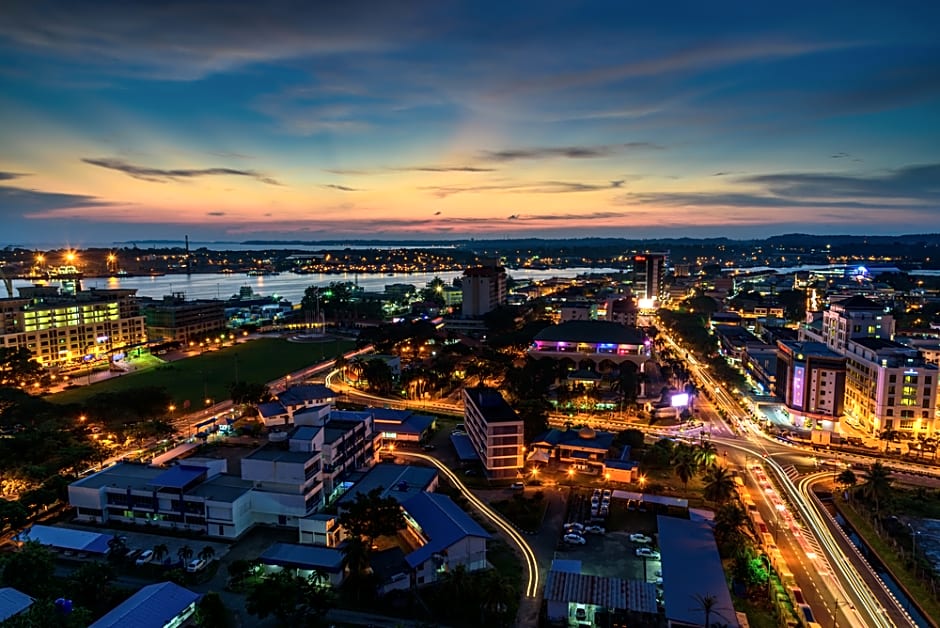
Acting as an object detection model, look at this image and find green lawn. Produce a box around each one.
[837,499,940,623]
[47,338,353,407]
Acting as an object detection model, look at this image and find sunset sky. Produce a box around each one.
[1,1,939,245]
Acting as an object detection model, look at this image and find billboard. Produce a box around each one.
[791,365,805,409]
[670,392,689,407]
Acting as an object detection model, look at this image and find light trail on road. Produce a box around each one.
[719,437,904,628]
[396,451,540,599]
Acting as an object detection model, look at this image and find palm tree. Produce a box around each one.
[879,428,899,453]
[198,545,216,562]
[861,462,892,514]
[835,469,857,500]
[440,564,471,603]
[106,536,127,562]
[340,537,372,602]
[152,543,169,564]
[713,503,750,550]
[690,593,732,628]
[672,444,699,489]
[702,465,736,505]
[478,570,515,623]
[177,545,194,564]
[696,441,718,468]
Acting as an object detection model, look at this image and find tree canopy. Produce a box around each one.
[338,487,406,544]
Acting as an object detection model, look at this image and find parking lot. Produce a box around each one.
[56,522,231,567]
[557,490,663,582]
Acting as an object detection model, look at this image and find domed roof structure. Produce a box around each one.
[578,426,596,440]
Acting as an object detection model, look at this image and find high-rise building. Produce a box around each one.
[463,386,524,479]
[461,260,507,317]
[822,295,893,353]
[631,253,667,306]
[0,286,146,369]
[775,341,847,430]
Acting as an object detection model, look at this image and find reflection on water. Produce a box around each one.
[13,267,622,303]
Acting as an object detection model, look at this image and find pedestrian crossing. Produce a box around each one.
[783,465,800,480]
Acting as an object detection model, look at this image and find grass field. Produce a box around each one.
[837,499,940,624]
[47,337,353,407]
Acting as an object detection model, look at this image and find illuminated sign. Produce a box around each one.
[637,298,656,310]
[791,365,805,409]
[670,393,689,408]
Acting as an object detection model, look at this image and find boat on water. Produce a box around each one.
[247,269,280,276]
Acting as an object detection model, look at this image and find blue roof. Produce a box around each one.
[149,465,208,490]
[658,515,734,627]
[18,525,113,554]
[371,408,413,421]
[532,428,615,452]
[338,463,438,506]
[605,459,638,471]
[450,433,479,461]
[0,588,33,622]
[260,542,344,573]
[278,384,335,406]
[403,492,491,568]
[89,582,199,628]
[289,425,321,441]
[257,401,286,418]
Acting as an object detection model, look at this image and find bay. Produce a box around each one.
[11,267,624,304]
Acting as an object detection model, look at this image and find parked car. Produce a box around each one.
[563,534,587,545]
[584,525,606,534]
[464,468,480,477]
[455,423,465,432]
[564,522,585,533]
[135,550,154,566]
[602,489,612,500]
[590,495,600,506]
[590,506,599,517]
[185,558,207,573]
[599,505,609,517]
[592,488,602,499]
[422,444,436,451]
[635,547,660,559]
[510,482,525,490]
[629,533,653,544]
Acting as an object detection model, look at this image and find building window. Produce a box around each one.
[886,409,894,416]
[889,374,896,383]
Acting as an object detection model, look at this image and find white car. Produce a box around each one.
[629,533,653,544]
[599,505,609,517]
[590,506,599,517]
[134,550,153,566]
[602,489,612,500]
[584,525,606,534]
[563,534,587,545]
[185,558,207,573]
[635,547,660,559]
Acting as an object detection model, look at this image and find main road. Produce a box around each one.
[658,327,920,627]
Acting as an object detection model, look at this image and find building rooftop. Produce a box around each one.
[278,384,336,406]
[403,492,491,568]
[18,525,113,554]
[658,515,735,628]
[373,411,435,436]
[71,462,163,492]
[778,340,844,359]
[256,401,287,418]
[89,581,200,628]
[244,443,316,464]
[533,320,645,345]
[289,425,322,442]
[832,295,884,311]
[338,463,438,507]
[852,337,914,352]
[450,433,480,462]
[260,542,344,573]
[187,474,253,503]
[532,427,615,452]
[148,464,208,490]
[544,570,657,615]
[0,588,33,622]
[464,386,519,423]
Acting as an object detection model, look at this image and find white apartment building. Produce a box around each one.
[0,286,146,369]
[842,337,938,436]
[822,295,894,353]
[462,386,524,479]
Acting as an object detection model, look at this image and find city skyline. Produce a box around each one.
[1,1,939,245]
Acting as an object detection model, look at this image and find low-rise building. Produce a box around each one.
[529,427,614,475]
[256,384,337,427]
[529,320,650,371]
[89,581,200,628]
[0,588,33,623]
